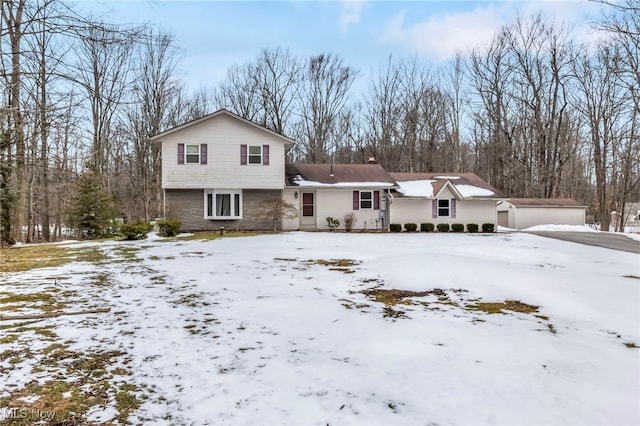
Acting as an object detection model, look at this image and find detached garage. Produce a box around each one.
[497,198,587,230]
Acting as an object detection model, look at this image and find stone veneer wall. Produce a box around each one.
[165,189,282,231]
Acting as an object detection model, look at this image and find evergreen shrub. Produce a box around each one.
[420,223,435,232]
[451,223,465,233]
[482,223,495,233]
[436,223,450,232]
[157,218,182,237]
[120,222,153,240]
[404,223,418,232]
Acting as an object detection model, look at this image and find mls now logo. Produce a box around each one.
[0,407,56,421]
[0,407,28,420]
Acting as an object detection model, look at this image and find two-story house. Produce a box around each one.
[152,109,507,232]
[151,109,294,230]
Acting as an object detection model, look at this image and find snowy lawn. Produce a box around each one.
[1,231,638,425]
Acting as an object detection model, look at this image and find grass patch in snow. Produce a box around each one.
[624,342,638,348]
[0,244,108,273]
[467,300,539,314]
[163,230,270,242]
[623,274,640,279]
[275,257,361,274]
[0,344,139,426]
[0,292,67,313]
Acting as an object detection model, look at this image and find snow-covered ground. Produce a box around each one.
[1,232,639,425]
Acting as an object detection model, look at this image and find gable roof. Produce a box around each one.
[286,163,397,188]
[150,109,295,147]
[508,198,586,207]
[389,172,506,199]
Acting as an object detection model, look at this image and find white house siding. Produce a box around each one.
[165,188,282,231]
[390,198,497,227]
[316,190,383,231]
[160,114,286,190]
[512,207,586,229]
[282,189,300,231]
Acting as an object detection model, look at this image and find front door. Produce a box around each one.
[301,192,316,229]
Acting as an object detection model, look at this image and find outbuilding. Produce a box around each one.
[497,198,587,230]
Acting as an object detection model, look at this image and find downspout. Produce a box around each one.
[385,188,394,231]
[162,188,166,219]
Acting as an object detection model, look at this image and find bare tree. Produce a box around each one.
[72,21,138,190]
[125,30,183,221]
[296,53,358,163]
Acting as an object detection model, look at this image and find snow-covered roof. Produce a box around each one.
[292,175,395,188]
[286,164,397,188]
[391,172,505,199]
[395,180,436,197]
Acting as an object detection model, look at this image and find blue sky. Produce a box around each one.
[78,0,604,91]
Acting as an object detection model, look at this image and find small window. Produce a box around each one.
[438,199,450,217]
[360,191,373,210]
[205,190,242,219]
[248,145,262,164]
[186,144,200,164]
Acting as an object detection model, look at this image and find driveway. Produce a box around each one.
[526,231,640,254]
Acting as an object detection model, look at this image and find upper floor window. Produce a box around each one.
[240,144,269,166]
[248,145,262,164]
[186,144,200,164]
[178,143,207,165]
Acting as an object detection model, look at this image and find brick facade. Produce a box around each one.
[165,189,282,231]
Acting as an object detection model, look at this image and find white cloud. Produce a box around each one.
[379,5,506,61]
[339,0,367,33]
[378,1,606,61]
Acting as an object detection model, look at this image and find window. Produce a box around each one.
[360,191,373,210]
[186,144,200,164]
[438,199,450,217]
[205,190,242,219]
[178,143,207,165]
[240,144,269,165]
[248,145,262,164]
[353,190,380,210]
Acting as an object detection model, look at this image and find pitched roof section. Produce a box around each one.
[150,109,295,146]
[286,163,397,188]
[389,172,506,199]
[508,198,585,207]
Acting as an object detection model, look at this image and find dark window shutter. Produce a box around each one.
[353,191,359,210]
[432,199,437,218]
[451,198,456,218]
[240,144,247,165]
[177,143,184,164]
[374,191,380,210]
[262,145,269,165]
[200,144,207,165]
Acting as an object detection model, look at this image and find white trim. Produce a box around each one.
[247,145,263,165]
[185,144,200,164]
[359,190,374,210]
[437,198,450,218]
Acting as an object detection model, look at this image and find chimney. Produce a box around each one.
[368,157,377,164]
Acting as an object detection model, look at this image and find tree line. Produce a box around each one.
[0,0,637,244]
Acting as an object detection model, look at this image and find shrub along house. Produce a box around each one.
[152,109,506,231]
[388,173,506,228]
